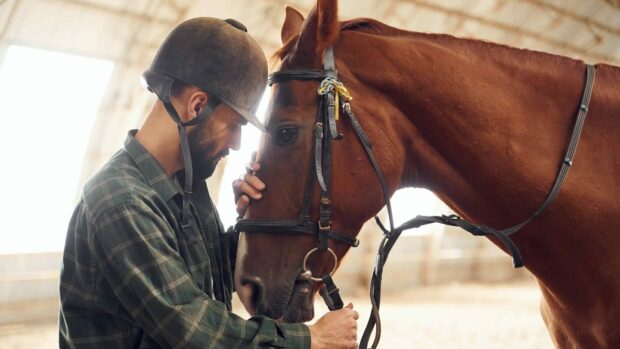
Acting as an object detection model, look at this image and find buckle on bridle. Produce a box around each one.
[319,220,332,230]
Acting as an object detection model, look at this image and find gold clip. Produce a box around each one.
[335,81,352,102]
[334,93,340,121]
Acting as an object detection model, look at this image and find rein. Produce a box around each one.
[235,47,596,349]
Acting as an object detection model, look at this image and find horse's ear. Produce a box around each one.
[281,6,304,44]
[292,0,339,65]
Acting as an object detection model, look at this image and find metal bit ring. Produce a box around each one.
[302,247,338,282]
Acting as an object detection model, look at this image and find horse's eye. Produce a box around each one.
[275,126,298,146]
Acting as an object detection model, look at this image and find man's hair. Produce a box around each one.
[170,80,190,98]
[170,80,221,113]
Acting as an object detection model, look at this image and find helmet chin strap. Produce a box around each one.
[159,87,219,230]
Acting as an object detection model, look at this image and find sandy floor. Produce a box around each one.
[344,282,554,348]
[0,281,554,348]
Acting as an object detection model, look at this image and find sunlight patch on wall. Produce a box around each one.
[215,90,269,228]
[391,187,449,236]
[0,45,113,254]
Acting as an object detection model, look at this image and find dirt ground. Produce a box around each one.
[0,280,554,348]
[345,281,554,348]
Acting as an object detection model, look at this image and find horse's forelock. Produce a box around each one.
[271,34,300,67]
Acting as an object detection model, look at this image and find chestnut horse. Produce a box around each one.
[234,1,620,347]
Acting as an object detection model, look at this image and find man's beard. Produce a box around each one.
[187,117,228,180]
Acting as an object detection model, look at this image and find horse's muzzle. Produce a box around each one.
[237,276,265,315]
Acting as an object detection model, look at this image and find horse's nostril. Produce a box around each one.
[241,277,265,312]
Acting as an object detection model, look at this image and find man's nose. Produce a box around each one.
[229,129,241,151]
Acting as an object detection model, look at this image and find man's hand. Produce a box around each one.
[308,303,359,349]
[232,160,265,217]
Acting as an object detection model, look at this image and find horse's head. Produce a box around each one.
[234,0,407,322]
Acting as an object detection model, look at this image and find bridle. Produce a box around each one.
[235,47,366,302]
[235,47,596,349]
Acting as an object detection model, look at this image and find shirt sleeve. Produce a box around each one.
[89,203,311,348]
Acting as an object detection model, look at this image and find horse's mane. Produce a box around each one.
[272,18,395,62]
[272,17,588,69]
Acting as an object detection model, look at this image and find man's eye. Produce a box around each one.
[275,126,298,146]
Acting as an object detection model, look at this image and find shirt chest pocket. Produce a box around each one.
[176,217,215,298]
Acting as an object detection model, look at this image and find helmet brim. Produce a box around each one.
[143,69,266,132]
[232,106,266,132]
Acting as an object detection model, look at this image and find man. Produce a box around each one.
[59,17,358,348]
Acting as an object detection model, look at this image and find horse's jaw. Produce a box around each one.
[281,282,315,322]
[263,279,315,323]
[243,278,316,323]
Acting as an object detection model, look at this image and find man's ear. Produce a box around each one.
[281,6,304,44]
[186,90,209,122]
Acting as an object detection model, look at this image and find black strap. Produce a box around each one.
[268,69,336,85]
[499,63,596,236]
[318,92,336,251]
[161,88,219,227]
[178,125,193,228]
[161,99,195,228]
[299,99,325,223]
[314,122,327,192]
[234,219,359,247]
[326,90,341,140]
[319,274,344,311]
[344,104,390,349]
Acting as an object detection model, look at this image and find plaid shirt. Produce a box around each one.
[59,130,310,348]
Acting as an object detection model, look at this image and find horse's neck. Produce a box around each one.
[348,33,587,229]
[341,31,609,278]
[346,30,620,295]
[338,29,620,344]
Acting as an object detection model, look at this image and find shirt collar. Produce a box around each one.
[123,130,183,202]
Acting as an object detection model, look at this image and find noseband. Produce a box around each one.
[235,46,596,349]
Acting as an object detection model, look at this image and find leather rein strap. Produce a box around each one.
[236,48,596,349]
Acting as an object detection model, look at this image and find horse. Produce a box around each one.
[233,0,620,347]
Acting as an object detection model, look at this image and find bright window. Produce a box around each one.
[391,187,448,236]
[0,45,113,254]
[215,91,269,228]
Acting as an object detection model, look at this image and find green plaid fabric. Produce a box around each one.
[59,130,310,348]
